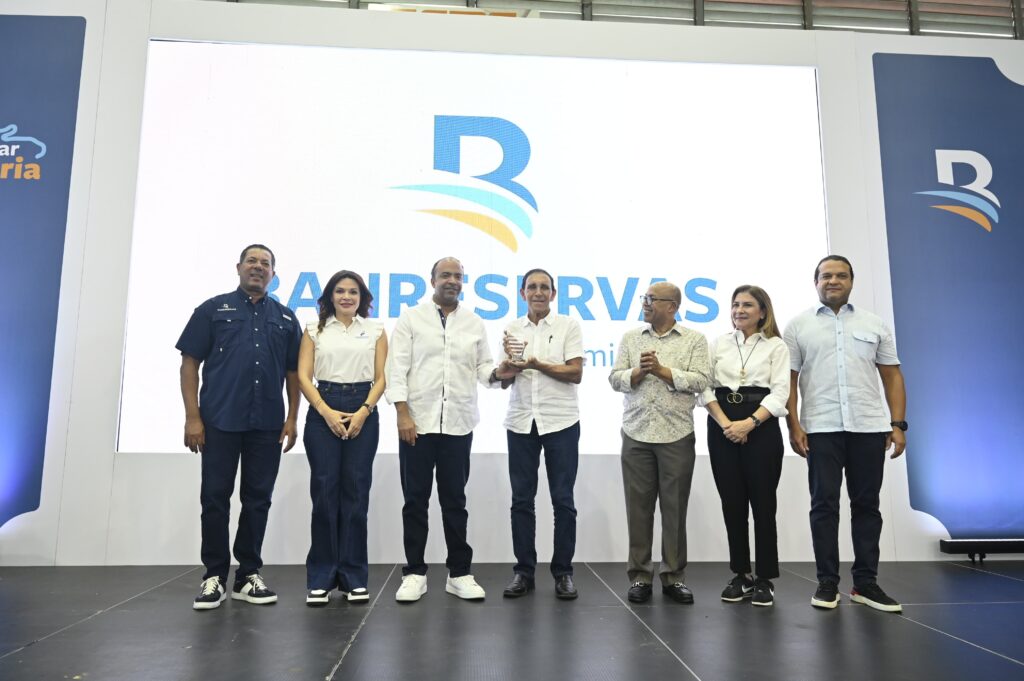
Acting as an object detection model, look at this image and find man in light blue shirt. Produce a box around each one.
[784,255,908,613]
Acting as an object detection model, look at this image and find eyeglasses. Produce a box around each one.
[639,295,675,305]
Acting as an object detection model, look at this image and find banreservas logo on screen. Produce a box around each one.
[0,124,45,181]
[266,270,718,370]
[268,270,719,323]
[393,115,537,252]
[915,149,1000,232]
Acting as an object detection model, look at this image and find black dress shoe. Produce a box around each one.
[627,581,653,603]
[502,573,535,598]
[662,582,694,604]
[555,574,578,600]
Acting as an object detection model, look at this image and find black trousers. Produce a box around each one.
[707,393,784,579]
[399,432,474,577]
[806,431,887,587]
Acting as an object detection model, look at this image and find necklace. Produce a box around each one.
[734,334,762,381]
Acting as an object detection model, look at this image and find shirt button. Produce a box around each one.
[254,328,258,332]
[256,344,260,347]
[256,380,260,384]
[256,361,260,365]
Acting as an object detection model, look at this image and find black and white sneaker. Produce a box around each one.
[232,573,278,605]
[851,583,902,613]
[306,589,330,607]
[721,574,754,602]
[345,588,370,603]
[811,581,840,609]
[193,576,226,610]
[751,579,774,607]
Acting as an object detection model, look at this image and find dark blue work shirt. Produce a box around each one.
[176,288,302,432]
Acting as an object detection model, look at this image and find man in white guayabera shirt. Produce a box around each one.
[386,256,514,603]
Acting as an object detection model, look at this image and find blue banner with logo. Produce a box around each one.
[0,15,86,528]
[874,54,1024,538]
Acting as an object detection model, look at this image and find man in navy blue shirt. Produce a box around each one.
[177,244,302,610]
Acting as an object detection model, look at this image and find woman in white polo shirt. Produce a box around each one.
[701,285,789,607]
[297,270,387,606]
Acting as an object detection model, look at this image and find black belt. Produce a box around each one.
[317,381,372,393]
[715,387,769,405]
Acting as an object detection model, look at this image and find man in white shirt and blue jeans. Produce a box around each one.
[386,257,509,603]
[785,255,908,613]
[498,268,584,601]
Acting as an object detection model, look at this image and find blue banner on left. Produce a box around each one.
[0,15,86,528]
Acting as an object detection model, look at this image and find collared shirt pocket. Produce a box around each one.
[267,314,291,355]
[542,333,566,364]
[211,309,247,352]
[850,330,880,360]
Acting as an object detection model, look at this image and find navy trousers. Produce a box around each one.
[507,421,580,578]
[807,431,887,587]
[303,382,378,591]
[200,426,282,583]
[399,432,474,577]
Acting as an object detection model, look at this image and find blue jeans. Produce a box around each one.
[807,431,887,587]
[399,433,473,577]
[507,421,579,578]
[200,427,282,583]
[303,382,378,591]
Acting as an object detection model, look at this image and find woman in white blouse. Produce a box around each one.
[298,270,387,606]
[701,285,790,607]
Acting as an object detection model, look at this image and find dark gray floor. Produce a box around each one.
[1,562,1022,681]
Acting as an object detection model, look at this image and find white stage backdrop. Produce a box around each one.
[119,40,828,455]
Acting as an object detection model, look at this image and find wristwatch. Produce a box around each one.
[890,420,908,432]
[750,414,762,428]
[362,403,375,414]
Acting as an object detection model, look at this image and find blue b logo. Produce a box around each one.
[433,115,537,210]
[393,115,538,252]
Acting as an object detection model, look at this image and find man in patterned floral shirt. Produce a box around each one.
[609,281,710,605]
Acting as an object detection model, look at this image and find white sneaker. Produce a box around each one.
[445,574,486,600]
[395,574,428,602]
[306,589,330,606]
[346,587,370,603]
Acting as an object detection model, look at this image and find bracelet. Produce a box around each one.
[489,368,499,383]
[362,403,374,414]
